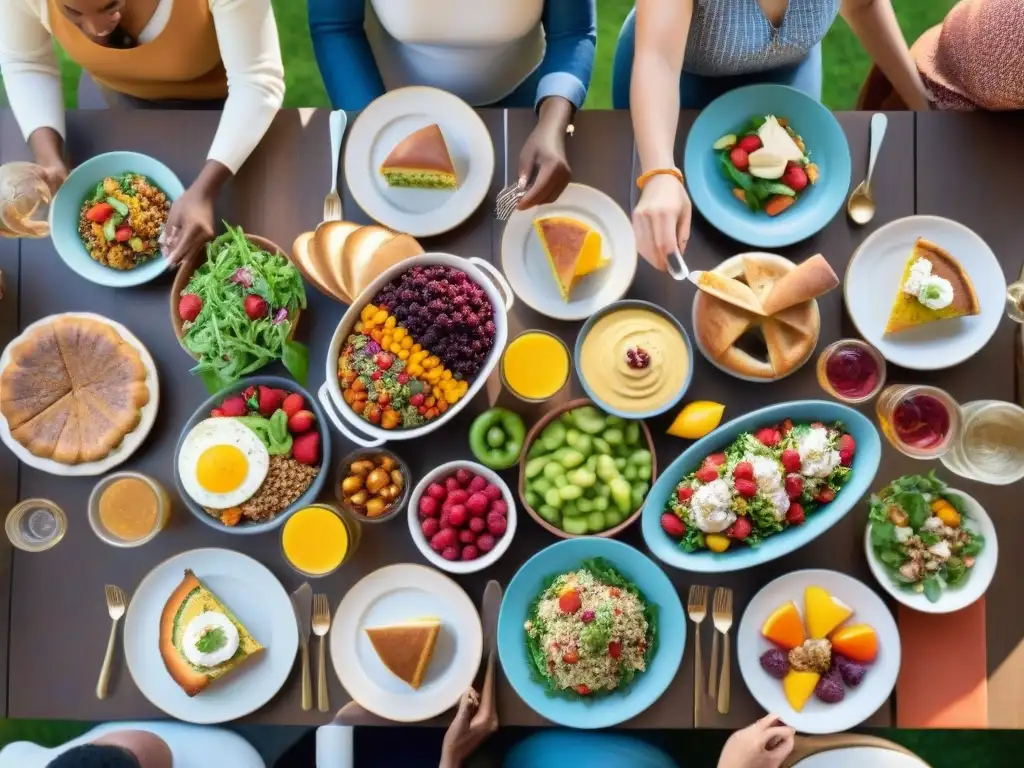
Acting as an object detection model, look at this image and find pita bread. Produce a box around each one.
[694,295,755,359]
[314,221,362,301]
[763,318,816,375]
[349,232,424,297]
[291,231,341,300]
[741,254,790,299]
[760,254,838,315]
[694,270,766,315]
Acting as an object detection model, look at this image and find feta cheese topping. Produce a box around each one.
[690,479,736,533]
[767,489,791,521]
[902,258,954,309]
[746,454,783,493]
[757,116,804,163]
[796,427,841,478]
[894,525,914,543]
[921,516,944,533]
[928,540,952,561]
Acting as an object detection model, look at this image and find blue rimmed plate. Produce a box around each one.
[497,537,685,729]
[642,401,881,572]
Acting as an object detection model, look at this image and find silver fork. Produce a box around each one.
[312,594,331,713]
[323,110,347,222]
[687,584,708,727]
[97,584,128,699]
[495,122,575,221]
[713,587,734,715]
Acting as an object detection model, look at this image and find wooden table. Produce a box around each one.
[0,108,1019,729]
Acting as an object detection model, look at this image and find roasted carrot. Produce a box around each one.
[764,195,796,217]
[732,188,747,204]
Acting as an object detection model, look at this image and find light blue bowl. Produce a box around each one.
[497,537,685,729]
[683,84,851,248]
[574,300,693,419]
[50,151,184,287]
[642,400,881,573]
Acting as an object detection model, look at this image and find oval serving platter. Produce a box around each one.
[642,400,882,573]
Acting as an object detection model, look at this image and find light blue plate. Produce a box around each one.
[642,400,881,573]
[683,84,851,248]
[497,537,685,729]
[50,151,184,287]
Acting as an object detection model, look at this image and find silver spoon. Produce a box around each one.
[847,113,888,225]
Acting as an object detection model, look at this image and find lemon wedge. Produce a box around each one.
[667,401,725,439]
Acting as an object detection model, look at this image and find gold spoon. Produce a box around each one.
[847,113,888,225]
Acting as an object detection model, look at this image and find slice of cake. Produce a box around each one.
[365,616,441,690]
[884,237,980,334]
[534,216,606,301]
[380,125,457,189]
[159,569,264,697]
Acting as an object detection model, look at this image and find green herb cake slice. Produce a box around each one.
[159,569,264,697]
[379,124,457,189]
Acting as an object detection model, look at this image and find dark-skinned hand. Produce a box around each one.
[516,96,575,210]
[161,183,216,265]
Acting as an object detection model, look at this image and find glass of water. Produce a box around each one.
[5,498,66,552]
[940,400,1024,485]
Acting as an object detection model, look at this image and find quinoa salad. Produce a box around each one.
[524,559,657,697]
[78,172,170,270]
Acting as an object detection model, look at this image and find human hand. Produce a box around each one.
[161,183,216,265]
[35,161,68,196]
[439,687,498,768]
[27,127,68,195]
[516,121,571,210]
[632,173,691,271]
[718,714,796,768]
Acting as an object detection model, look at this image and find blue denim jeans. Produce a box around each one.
[611,7,823,110]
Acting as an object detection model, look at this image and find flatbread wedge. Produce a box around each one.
[365,617,441,690]
[693,271,766,316]
[760,254,838,315]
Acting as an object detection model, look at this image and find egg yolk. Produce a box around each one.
[196,445,249,493]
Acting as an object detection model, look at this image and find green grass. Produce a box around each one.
[16,0,953,112]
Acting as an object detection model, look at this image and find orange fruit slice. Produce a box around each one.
[804,585,853,640]
[667,401,726,439]
[830,624,879,663]
[761,601,806,650]
[783,669,820,712]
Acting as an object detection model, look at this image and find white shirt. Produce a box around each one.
[0,722,265,768]
[0,0,285,174]
[365,0,546,106]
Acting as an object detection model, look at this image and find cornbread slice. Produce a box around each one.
[365,616,441,690]
[380,125,457,189]
[534,216,605,301]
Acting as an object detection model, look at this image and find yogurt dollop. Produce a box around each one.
[182,611,240,668]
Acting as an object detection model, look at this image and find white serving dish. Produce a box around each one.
[319,253,513,447]
[406,460,517,574]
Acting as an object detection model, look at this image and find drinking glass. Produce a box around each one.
[1006,280,1024,323]
[0,162,51,238]
[940,400,1024,485]
[876,384,961,459]
[816,339,886,404]
[6,499,66,552]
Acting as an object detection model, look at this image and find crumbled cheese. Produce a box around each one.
[690,479,736,533]
[921,516,944,533]
[796,427,840,478]
[928,540,952,561]
[894,525,914,543]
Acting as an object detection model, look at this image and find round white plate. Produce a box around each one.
[123,548,298,724]
[865,488,997,614]
[330,563,482,722]
[0,312,159,476]
[344,87,495,237]
[737,569,901,734]
[501,183,637,320]
[844,216,1005,370]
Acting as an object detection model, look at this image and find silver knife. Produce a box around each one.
[291,583,313,711]
[480,580,501,663]
[686,269,705,288]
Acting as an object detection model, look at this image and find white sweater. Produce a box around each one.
[0,0,285,174]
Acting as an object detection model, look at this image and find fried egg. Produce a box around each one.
[178,418,269,509]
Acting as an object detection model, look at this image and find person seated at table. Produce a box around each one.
[0,721,264,768]
[858,0,1024,111]
[0,0,286,264]
[618,0,931,272]
[307,0,596,209]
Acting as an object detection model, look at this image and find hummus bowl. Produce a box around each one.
[574,300,693,419]
[642,401,881,573]
[319,253,513,446]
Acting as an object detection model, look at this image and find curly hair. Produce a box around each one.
[47,744,141,768]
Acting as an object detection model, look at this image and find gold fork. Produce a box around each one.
[312,594,331,713]
[97,584,128,699]
[713,587,734,715]
[687,584,708,727]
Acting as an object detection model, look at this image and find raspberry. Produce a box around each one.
[696,466,719,483]
[446,489,470,506]
[734,478,758,497]
[468,475,488,493]
[733,461,754,481]
[426,483,447,501]
[488,499,508,517]
[448,505,468,528]
[441,545,460,561]
[816,487,836,503]
[677,486,694,503]
[476,533,496,552]
[839,448,854,467]
[455,468,473,486]
[418,496,439,518]
[482,483,503,501]
[787,503,806,525]
[727,517,753,540]
[421,518,439,538]
[461,545,479,561]
[706,452,726,467]
[458,529,476,545]
[466,493,489,516]
[430,528,456,552]
[444,476,461,493]
[838,434,856,454]
[468,517,486,534]
[781,449,801,474]
[785,475,803,500]
[755,428,781,446]
[486,511,507,537]
[660,513,686,538]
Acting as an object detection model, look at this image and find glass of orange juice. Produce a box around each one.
[281,503,361,578]
[501,330,571,402]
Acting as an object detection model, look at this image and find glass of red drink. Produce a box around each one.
[876,384,961,459]
[817,339,886,403]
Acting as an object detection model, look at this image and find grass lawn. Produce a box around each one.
[10,0,955,112]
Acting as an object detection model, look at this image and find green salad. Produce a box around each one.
[178,225,308,391]
[524,558,657,699]
[868,472,985,603]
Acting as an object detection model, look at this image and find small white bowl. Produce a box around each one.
[864,488,997,614]
[407,460,516,574]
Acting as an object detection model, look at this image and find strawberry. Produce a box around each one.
[257,385,284,416]
[729,147,750,172]
[374,353,394,371]
[280,392,303,416]
[781,164,809,192]
[706,452,727,468]
[242,385,256,401]
[785,474,803,500]
[676,486,694,503]
[114,225,132,242]
[292,431,320,465]
[815,487,836,504]
[733,461,754,481]
[839,449,854,467]
[244,294,268,320]
[755,427,781,447]
[558,588,582,614]
[781,448,801,474]
[219,395,247,417]
[838,434,856,467]
[696,466,719,483]
[660,512,686,539]
[727,516,753,540]
[734,477,758,497]
[178,294,203,323]
[287,409,316,434]
[737,134,762,153]
[210,408,225,418]
[786,503,806,525]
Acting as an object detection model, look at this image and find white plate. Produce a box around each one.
[330,563,482,722]
[501,183,637,320]
[344,87,494,237]
[737,569,901,734]
[865,488,997,614]
[844,216,1005,370]
[0,312,159,476]
[122,548,298,724]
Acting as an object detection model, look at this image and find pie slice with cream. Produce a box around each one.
[365,617,441,690]
[534,216,605,301]
[884,238,979,334]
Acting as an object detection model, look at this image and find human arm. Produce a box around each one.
[630,0,694,270]
[718,714,795,768]
[307,0,386,111]
[840,0,930,110]
[0,0,69,190]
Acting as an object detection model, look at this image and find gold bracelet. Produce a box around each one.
[636,167,684,189]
